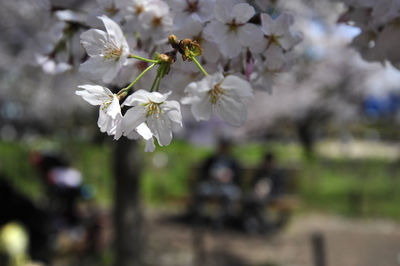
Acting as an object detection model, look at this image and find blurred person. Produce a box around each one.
[29,151,83,227]
[0,178,50,263]
[243,152,286,233]
[29,151,108,260]
[190,138,242,228]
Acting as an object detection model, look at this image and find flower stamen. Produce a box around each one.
[101,95,114,111]
[227,19,243,33]
[104,44,123,61]
[152,17,163,27]
[184,0,199,13]
[208,83,224,104]
[144,101,163,117]
[135,5,144,15]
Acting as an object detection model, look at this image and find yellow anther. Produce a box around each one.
[208,84,224,104]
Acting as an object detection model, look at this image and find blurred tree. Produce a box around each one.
[114,138,144,266]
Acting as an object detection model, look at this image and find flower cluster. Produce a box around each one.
[37,0,302,151]
[334,0,400,68]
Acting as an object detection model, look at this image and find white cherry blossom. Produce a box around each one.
[35,54,72,75]
[260,12,302,71]
[80,15,129,83]
[182,73,253,126]
[120,90,182,146]
[137,0,173,41]
[116,0,152,31]
[175,17,220,63]
[261,12,302,52]
[169,0,215,28]
[203,0,265,58]
[76,84,122,135]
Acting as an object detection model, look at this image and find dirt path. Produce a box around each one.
[144,211,400,266]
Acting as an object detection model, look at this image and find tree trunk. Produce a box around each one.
[114,138,144,266]
[297,118,315,160]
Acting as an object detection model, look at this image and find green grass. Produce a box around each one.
[299,158,400,218]
[0,141,43,200]
[1,139,400,220]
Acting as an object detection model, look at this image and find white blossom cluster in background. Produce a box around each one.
[36,0,303,151]
[333,0,400,68]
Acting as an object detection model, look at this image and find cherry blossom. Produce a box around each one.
[137,0,173,41]
[75,84,122,135]
[175,18,220,63]
[260,12,302,71]
[119,90,182,146]
[80,15,129,83]
[169,0,215,28]
[182,73,253,126]
[335,0,400,68]
[31,0,306,151]
[203,0,264,58]
[35,54,72,75]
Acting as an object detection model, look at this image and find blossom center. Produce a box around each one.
[101,95,114,111]
[185,0,199,13]
[152,16,163,27]
[208,84,224,104]
[105,4,118,16]
[104,44,123,61]
[145,101,163,117]
[267,35,281,48]
[227,20,243,33]
[135,5,144,15]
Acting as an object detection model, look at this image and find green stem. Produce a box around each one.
[118,63,156,95]
[155,72,162,92]
[128,54,159,64]
[150,75,159,92]
[190,56,208,76]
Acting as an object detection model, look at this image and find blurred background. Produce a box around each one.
[1,0,400,266]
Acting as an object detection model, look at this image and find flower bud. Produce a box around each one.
[158,53,170,62]
[168,34,179,47]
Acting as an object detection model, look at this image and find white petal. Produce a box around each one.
[280,31,303,51]
[126,130,140,140]
[232,3,255,24]
[208,72,224,87]
[238,24,266,53]
[98,15,125,47]
[222,75,253,99]
[214,0,234,23]
[148,91,169,103]
[97,108,121,135]
[80,29,108,57]
[265,44,286,70]
[98,108,110,133]
[184,81,200,95]
[274,12,294,35]
[122,89,151,107]
[136,123,153,140]
[79,57,121,83]
[76,84,110,105]
[144,138,156,152]
[121,106,147,136]
[215,93,247,126]
[147,114,172,146]
[202,41,221,63]
[261,13,274,35]
[163,101,182,127]
[219,33,243,58]
[191,94,212,121]
[105,95,121,119]
[203,21,228,43]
